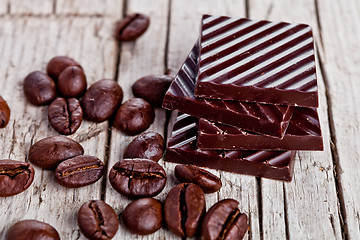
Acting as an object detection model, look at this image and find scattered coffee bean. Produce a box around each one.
[55,155,104,188]
[114,98,154,136]
[115,13,150,41]
[57,66,87,98]
[0,96,10,128]
[0,160,35,197]
[122,198,162,235]
[81,79,123,122]
[109,159,166,198]
[78,200,119,240]
[124,132,164,162]
[23,71,57,105]
[175,165,222,193]
[48,97,83,135]
[132,75,173,107]
[201,199,248,240]
[46,56,82,81]
[164,183,205,238]
[29,136,84,169]
[5,219,60,240]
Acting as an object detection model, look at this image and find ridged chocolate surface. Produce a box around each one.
[198,107,323,150]
[162,42,294,138]
[165,113,296,181]
[195,15,318,107]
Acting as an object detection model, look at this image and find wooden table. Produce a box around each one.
[0,0,358,239]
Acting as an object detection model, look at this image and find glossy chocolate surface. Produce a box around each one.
[162,42,294,138]
[198,107,323,150]
[165,113,296,181]
[195,14,318,107]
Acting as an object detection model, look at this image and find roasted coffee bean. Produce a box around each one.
[78,200,119,240]
[57,66,87,98]
[124,132,164,162]
[132,75,173,107]
[115,13,150,41]
[81,79,123,122]
[175,165,222,193]
[23,71,57,105]
[0,96,10,128]
[114,98,154,136]
[5,219,60,240]
[0,160,35,197]
[109,159,166,198]
[48,97,83,135]
[164,183,205,238]
[55,155,104,188]
[201,199,248,240]
[122,198,162,235]
[46,56,82,81]
[29,136,84,169]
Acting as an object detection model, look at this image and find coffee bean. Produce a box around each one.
[55,155,104,188]
[115,13,150,41]
[78,200,119,240]
[164,183,206,238]
[124,132,164,162]
[122,198,162,235]
[29,136,84,169]
[46,56,82,81]
[114,98,154,136]
[201,199,248,240]
[5,219,60,240]
[0,96,10,128]
[175,165,222,193]
[109,159,166,198]
[23,71,57,105]
[48,97,83,135]
[81,79,123,122]
[0,160,35,197]
[132,75,173,107]
[57,66,87,98]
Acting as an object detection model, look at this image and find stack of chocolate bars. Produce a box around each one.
[162,14,323,181]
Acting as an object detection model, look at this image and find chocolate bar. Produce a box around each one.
[162,42,294,138]
[195,15,318,107]
[165,112,296,181]
[198,107,323,150]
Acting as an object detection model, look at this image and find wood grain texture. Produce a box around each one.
[56,0,122,17]
[250,0,342,239]
[317,0,360,238]
[0,16,118,239]
[9,0,53,14]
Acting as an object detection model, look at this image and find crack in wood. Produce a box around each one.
[256,177,263,240]
[283,183,290,240]
[316,47,349,240]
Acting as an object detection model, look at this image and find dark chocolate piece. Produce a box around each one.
[198,107,323,150]
[165,113,296,181]
[195,14,318,107]
[162,42,294,138]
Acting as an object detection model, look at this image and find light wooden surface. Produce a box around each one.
[0,0,358,239]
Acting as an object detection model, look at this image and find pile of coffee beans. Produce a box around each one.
[102,130,248,239]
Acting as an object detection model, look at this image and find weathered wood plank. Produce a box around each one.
[56,0,122,17]
[9,0,53,14]
[103,0,171,239]
[249,0,342,239]
[317,0,360,238]
[168,1,261,240]
[0,16,118,239]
